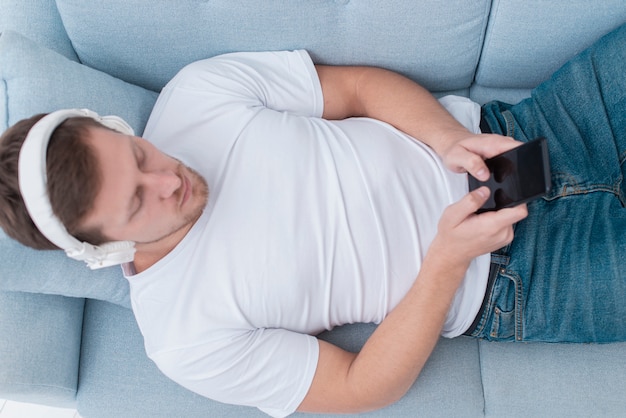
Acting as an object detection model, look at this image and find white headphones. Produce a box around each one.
[18,109,136,269]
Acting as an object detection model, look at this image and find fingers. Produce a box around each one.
[437,189,529,263]
[444,139,490,181]
[439,187,492,234]
[474,202,528,247]
[443,134,523,182]
[444,186,490,225]
[444,145,488,179]
[446,186,528,228]
[464,134,521,158]
[462,151,489,181]
[492,203,529,225]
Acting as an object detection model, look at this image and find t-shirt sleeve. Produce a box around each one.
[142,49,325,174]
[147,49,323,126]
[150,328,319,417]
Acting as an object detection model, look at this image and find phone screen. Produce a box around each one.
[468,137,551,213]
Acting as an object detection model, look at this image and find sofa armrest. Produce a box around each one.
[0,291,84,408]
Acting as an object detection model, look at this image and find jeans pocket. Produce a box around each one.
[490,306,516,339]
[489,272,519,340]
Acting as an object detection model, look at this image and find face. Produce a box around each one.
[81,128,209,249]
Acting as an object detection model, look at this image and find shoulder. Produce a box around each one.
[167,50,314,91]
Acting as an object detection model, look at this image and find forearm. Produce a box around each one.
[318,65,470,156]
[347,250,469,409]
[300,246,468,414]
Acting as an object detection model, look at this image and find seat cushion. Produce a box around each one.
[78,299,485,417]
[479,340,626,416]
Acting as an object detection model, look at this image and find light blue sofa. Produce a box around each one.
[1,1,626,417]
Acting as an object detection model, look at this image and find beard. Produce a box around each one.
[180,162,209,225]
[137,162,209,246]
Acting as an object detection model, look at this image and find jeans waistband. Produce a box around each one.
[480,107,492,134]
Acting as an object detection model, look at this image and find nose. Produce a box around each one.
[143,170,181,199]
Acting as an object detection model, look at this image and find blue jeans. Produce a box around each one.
[468,23,626,343]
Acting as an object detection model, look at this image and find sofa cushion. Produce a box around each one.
[0,229,131,307]
[55,0,490,94]
[0,30,157,131]
[0,291,84,408]
[77,299,485,417]
[77,299,266,418]
[0,0,78,61]
[479,340,626,416]
[474,0,626,95]
[0,31,158,307]
[470,1,626,104]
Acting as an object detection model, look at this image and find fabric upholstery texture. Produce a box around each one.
[0,229,130,307]
[0,0,78,60]
[55,0,491,93]
[0,31,157,131]
[1,0,626,416]
[0,291,84,407]
[77,300,484,418]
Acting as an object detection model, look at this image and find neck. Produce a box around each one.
[131,222,194,273]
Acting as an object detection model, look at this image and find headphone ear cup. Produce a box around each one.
[100,115,135,136]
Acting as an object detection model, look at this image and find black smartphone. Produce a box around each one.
[468,137,551,213]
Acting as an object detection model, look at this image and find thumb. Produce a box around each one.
[466,186,490,212]
[463,152,490,182]
[446,146,490,182]
[445,187,490,225]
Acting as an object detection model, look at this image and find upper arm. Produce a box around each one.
[315,65,368,120]
[297,339,387,414]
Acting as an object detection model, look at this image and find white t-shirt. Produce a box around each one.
[127,50,490,417]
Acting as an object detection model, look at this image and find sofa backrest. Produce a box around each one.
[0,0,77,60]
[52,0,492,95]
[474,0,626,103]
[3,0,626,101]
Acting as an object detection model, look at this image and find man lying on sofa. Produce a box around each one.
[1,23,625,418]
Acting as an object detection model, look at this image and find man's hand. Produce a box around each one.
[439,133,523,182]
[430,186,529,274]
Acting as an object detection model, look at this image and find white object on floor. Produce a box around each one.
[0,399,79,418]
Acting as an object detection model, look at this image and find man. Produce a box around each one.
[1,23,625,417]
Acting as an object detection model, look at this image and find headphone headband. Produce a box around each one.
[18,109,136,269]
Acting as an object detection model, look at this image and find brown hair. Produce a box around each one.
[0,114,109,249]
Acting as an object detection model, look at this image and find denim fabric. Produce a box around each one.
[472,23,626,343]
